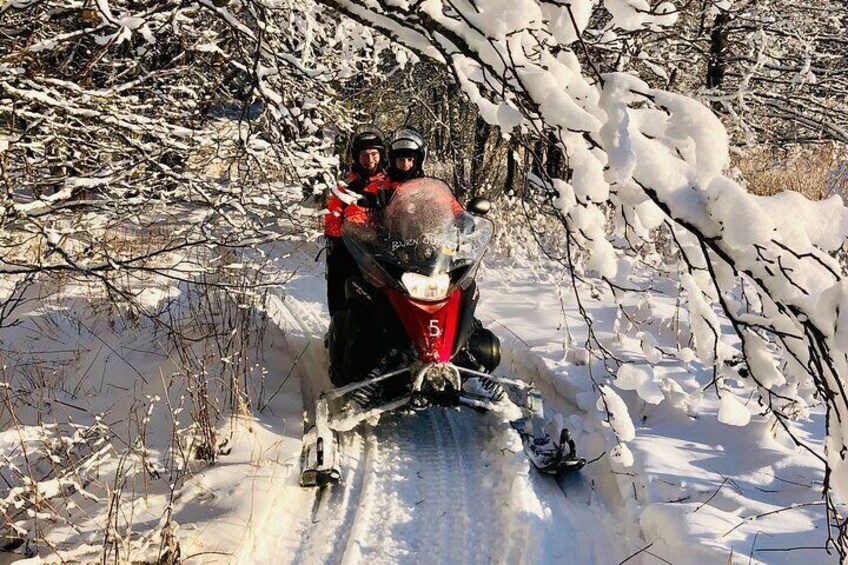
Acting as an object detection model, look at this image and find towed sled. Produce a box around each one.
[300,178,585,487]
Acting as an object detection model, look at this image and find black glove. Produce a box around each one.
[356,192,380,208]
[325,235,340,253]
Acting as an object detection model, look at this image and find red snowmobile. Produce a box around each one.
[300,178,585,487]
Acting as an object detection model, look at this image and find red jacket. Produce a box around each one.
[327,176,466,236]
[324,170,386,237]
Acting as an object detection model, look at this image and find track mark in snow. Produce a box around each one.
[339,429,389,563]
[295,432,368,564]
[293,409,508,564]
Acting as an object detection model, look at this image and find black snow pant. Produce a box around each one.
[326,237,359,317]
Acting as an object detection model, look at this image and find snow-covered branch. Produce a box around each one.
[0,0,398,322]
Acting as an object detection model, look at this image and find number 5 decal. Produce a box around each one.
[429,319,441,337]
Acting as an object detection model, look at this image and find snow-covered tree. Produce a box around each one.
[0,2,407,558]
[3,0,848,558]
[591,0,848,145]
[0,0,397,321]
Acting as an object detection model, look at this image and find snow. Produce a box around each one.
[718,393,752,427]
[707,176,776,248]
[5,1,848,553]
[598,385,636,441]
[543,1,591,45]
[0,215,841,564]
[521,66,601,133]
[757,192,848,253]
[817,280,848,352]
[681,272,722,365]
[452,57,505,128]
[610,442,635,467]
[603,0,650,31]
[741,331,786,390]
[640,503,746,563]
[6,0,848,558]
[615,363,664,405]
[652,90,730,189]
[465,0,543,41]
[479,216,840,563]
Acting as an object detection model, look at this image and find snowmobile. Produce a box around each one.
[300,178,585,487]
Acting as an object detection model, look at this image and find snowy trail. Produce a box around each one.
[281,407,622,564]
[295,408,505,565]
[248,265,628,564]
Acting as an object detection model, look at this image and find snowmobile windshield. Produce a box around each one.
[342,178,493,290]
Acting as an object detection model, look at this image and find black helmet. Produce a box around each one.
[388,126,427,181]
[350,124,386,161]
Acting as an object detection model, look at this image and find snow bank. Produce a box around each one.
[615,363,664,405]
[477,230,839,563]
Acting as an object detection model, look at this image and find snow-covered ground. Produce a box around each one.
[475,255,836,564]
[0,209,841,564]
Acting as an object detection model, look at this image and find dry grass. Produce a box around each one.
[734,143,848,200]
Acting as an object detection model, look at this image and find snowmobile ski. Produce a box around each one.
[298,362,585,484]
[517,427,586,475]
[299,399,342,487]
[507,384,586,475]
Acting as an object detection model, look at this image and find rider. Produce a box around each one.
[345,125,469,230]
[325,125,387,316]
[383,130,497,377]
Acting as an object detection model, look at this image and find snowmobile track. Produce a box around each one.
[294,408,504,564]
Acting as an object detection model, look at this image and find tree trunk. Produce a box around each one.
[504,139,516,196]
[707,11,731,90]
[446,81,466,197]
[545,131,565,180]
[433,86,444,156]
[532,139,545,179]
[471,114,491,193]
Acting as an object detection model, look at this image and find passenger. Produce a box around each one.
[386,126,427,185]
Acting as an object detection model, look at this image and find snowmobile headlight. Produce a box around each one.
[401,272,450,301]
